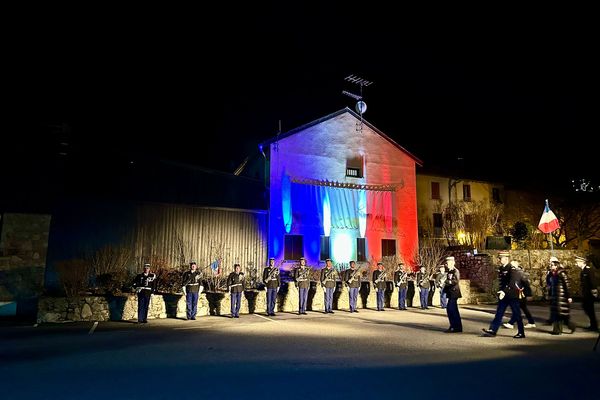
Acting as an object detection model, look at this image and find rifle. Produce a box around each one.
[395,271,407,287]
[374,271,387,285]
[346,268,361,286]
[266,266,280,282]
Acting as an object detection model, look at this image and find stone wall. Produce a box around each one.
[37,279,472,322]
[449,248,588,299]
[0,213,51,315]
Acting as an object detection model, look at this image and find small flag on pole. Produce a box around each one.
[538,199,560,234]
[210,259,221,274]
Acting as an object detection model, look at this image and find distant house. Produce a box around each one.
[260,108,422,268]
[416,173,504,245]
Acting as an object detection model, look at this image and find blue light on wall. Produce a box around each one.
[323,190,331,236]
[282,173,292,233]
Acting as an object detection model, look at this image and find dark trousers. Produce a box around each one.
[324,287,334,312]
[407,284,415,307]
[231,292,242,317]
[398,287,407,309]
[186,291,199,319]
[583,297,598,329]
[491,298,524,334]
[349,287,359,311]
[440,291,448,308]
[266,288,277,314]
[137,292,151,322]
[376,289,385,310]
[299,287,308,313]
[509,298,535,325]
[428,282,435,306]
[420,287,430,309]
[446,298,462,331]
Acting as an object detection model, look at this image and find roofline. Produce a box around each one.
[259,107,423,166]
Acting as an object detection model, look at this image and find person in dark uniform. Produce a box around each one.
[263,257,280,316]
[427,268,436,307]
[182,261,203,320]
[416,266,431,309]
[504,260,536,329]
[576,255,598,331]
[436,265,448,309]
[293,257,311,315]
[320,259,337,313]
[443,256,462,332]
[132,263,156,323]
[344,260,361,313]
[227,264,245,318]
[547,256,576,334]
[373,262,386,311]
[406,271,416,307]
[394,263,408,310]
[482,251,526,338]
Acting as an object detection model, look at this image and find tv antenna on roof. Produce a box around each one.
[342,74,373,132]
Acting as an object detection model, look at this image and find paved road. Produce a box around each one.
[1,304,598,399]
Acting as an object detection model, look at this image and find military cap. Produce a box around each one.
[549,256,559,263]
[190,260,197,265]
[445,256,455,261]
[143,263,151,268]
[574,255,587,262]
[377,261,384,265]
[498,251,510,257]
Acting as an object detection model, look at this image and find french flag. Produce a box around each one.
[538,200,560,234]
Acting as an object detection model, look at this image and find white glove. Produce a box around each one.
[567,297,573,304]
[592,289,598,298]
[199,286,204,294]
[497,290,505,300]
[182,287,187,295]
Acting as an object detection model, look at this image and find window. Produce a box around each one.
[463,184,471,201]
[357,238,367,261]
[381,239,396,257]
[320,236,330,260]
[433,213,443,237]
[284,235,303,260]
[464,214,473,231]
[492,188,501,203]
[431,182,440,200]
[346,167,361,178]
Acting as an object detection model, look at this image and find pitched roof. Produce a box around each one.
[259,108,422,166]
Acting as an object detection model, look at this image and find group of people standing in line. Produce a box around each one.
[132,252,598,337]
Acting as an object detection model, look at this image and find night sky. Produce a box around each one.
[5,6,596,203]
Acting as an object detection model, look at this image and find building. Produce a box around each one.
[416,173,504,247]
[260,108,421,269]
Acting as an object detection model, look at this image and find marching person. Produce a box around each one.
[394,263,408,310]
[182,261,203,320]
[416,266,431,310]
[132,263,156,324]
[227,264,245,318]
[372,262,386,311]
[320,259,337,314]
[503,260,536,329]
[443,256,463,333]
[436,265,448,309]
[576,255,598,331]
[406,272,416,308]
[263,257,280,316]
[547,256,576,334]
[344,260,361,313]
[293,257,311,315]
[482,251,526,339]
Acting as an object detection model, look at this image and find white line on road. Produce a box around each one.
[88,321,98,335]
[254,314,281,323]
[174,326,213,330]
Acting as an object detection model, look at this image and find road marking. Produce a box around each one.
[254,314,280,323]
[88,321,98,335]
[174,326,213,330]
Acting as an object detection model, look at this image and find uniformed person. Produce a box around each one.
[227,264,245,318]
[416,265,431,309]
[320,258,337,313]
[293,257,311,315]
[482,251,526,338]
[394,263,408,310]
[576,255,598,331]
[504,260,536,329]
[131,263,156,323]
[182,261,203,320]
[344,260,361,312]
[443,256,463,333]
[372,262,386,311]
[546,256,575,334]
[435,265,448,309]
[263,257,280,316]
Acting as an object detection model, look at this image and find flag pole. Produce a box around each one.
[545,199,554,256]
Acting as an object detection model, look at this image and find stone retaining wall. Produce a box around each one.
[37,280,471,322]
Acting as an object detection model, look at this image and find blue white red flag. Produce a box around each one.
[538,200,560,234]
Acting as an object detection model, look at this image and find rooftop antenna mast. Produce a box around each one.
[343,74,373,132]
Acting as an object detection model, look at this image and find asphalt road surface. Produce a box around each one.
[1,303,598,399]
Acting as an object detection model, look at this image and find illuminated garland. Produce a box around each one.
[291,177,396,192]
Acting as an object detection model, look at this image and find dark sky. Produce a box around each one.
[5,5,597,196]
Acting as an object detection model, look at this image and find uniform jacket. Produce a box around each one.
[580,266,598,298]
[182,270,203,293]
[443,268,462,299]
[132,273,156,295]
[372,269,387,290]
[344,268,362,288]
[394,271,408,289]
[320,267,337,289]
[416,272,431,289]
[227,272,245,293]
[293,266,311,289]
[263,266,281,289]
